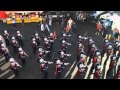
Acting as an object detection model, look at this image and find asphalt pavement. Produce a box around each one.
[0,20,119,79]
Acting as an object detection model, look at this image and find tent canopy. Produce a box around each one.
[100,13,120,32]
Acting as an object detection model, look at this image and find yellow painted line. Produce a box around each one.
[8,74,15,79]
[84,62,92,79]
[0,62,10,71]
[0,57,5,62]
[90,74,94,79]
[0,69,10,78]
[64,60,76,78]
[70,66,78,79]
[104,56,110,79]
[101,54,106,71]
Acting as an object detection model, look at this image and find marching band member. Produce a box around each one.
[94,64,103,79]
[18,47,29,66]
[9,57,22,76]
[16,30,24,46]
[55,58,69,79]
[34,32,41,46]
[3,30,10,46]
[39,58,53,79]
[10,36,19,53]
[31,37,37,54]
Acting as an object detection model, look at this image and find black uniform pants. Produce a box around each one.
[11,68,19,77]
[89,64,98,74]
[62,49,66,53]
[18,39,24,46]
[116,53,120,63]
[72,25,76,34]
[47,52,50,59]
[101,49,106,60]
[42,70,48,79]
[13,46,18,53]
[78,72,86,79]
[47,48,51,59]
[113,48,117,55]
[36,40,40,46]
[4,53,9,62]
[33,47,36,54]
[5,39,10,46]
[106,67,116,79]
[21,58,26,66]
[88,54,93,65]
[50,42,53,50]
[56,72,61,79]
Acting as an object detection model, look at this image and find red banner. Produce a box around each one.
[0,11,7,19]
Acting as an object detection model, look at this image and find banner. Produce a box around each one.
[0,11,7,19]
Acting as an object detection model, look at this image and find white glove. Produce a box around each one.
[67,54,71,56]
[48,61,53,64]
[45,51,50,53]
[64,63,69,65]
[67,43,71,45]
[68,35,71,37]
[50,40,54,42]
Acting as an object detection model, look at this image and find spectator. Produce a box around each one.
[12,18,16,28]
[40,22,45,32]
[113,28,119,40]
[64,24,70,35]
[45,22,51,33]
[48,15,52,27]
[96,22,101,36]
